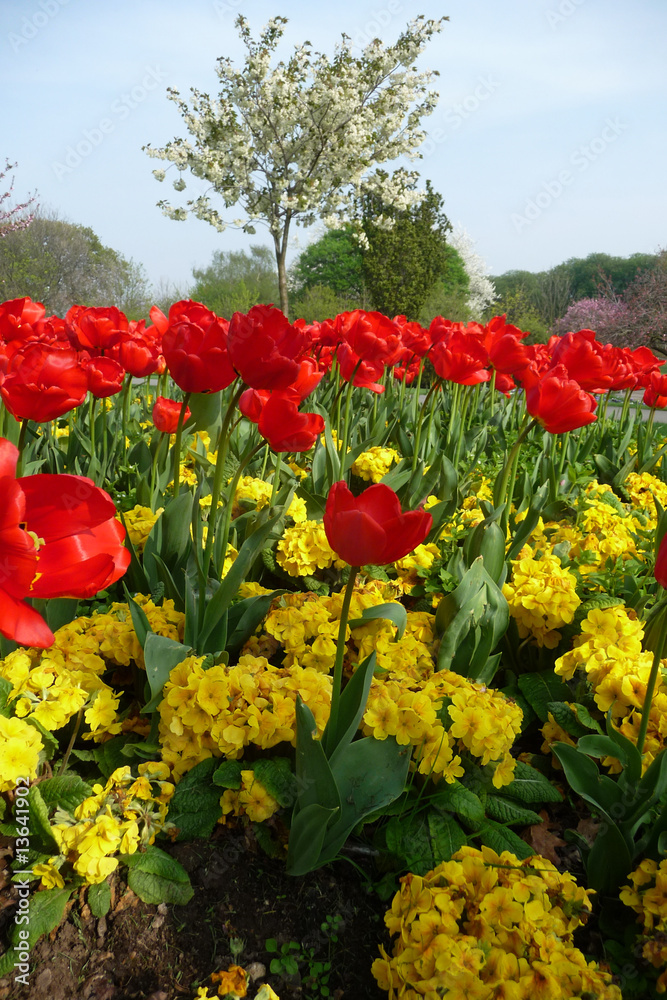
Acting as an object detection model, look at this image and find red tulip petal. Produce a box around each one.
[354,483,402,523]
[0,439,19,479]
[326,509,387,567]
[0,586,54,648]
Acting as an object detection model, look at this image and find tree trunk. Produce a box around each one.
[273,217,291,318]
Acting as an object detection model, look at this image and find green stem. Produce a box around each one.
[58,707,84,777]
[324,567,359,756]
[637,603,667,758]
[88,394,97,473]
[171,392,192,499]
[16,418,29,477]
[411,380,440,473]
[269,454,282,508]
[493,414,537,518]
[201,382,245,577]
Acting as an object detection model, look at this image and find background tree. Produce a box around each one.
[447,228,496,320]
[190,245,280,318]
[144,14,446,315]
[0,210,151,318]
[359,179,452,319]
[624,249,667,354]
[0,160,36,238]
[290,228,365,300]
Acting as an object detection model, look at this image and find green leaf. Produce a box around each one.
[484,795,543,827]
[324,652,376,761]
[293,697,341,815]
[225,590,286,653]
[37,775,93,816]
[477,819,534,858]
[0,888,72,979]
[517,673,571,723]
[319,736,411,866]
[252,758,298,809]
[94,735,142,779]
[142,633,193,713]
[384,813,434,874]
[122,586,152,650]
[120,846,193,906]
[0,675,14,716]
[348,602,408,640]
[286,802,339,877]
[552,742,624,816]
[166,757,223,840]
[88,880,111,918]
[503,762,563,804]
[431,781,485,829]
[427,810,468,862]
[212,760,243,790]
[546,701,600,740]
[27,786,58,852]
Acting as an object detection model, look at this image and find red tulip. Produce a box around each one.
[228,305,308,390]
[239,388,270,423]
[336,342,386,394]
[323,481,433,567]
[0,296,46,343]
[113,323,163,378]
[549,329,617,393]
[337,310,403,367]
[152,396,192,433]
[85,356,125,398]
[65,304,129,355]
[0,438,130,648]
[0,343,88,421]
[257,394,324,453]
[525,364,598,434]
[430,331,490,386]
[643,372,667,409]
[161,300,236,394]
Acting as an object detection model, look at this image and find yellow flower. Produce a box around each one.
[0,716,43,791]
[210,964,248,997]
[33,860,66,889]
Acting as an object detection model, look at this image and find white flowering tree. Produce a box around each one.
[0,160,36,238]
[144,14,446,315]
[448,227,497,320]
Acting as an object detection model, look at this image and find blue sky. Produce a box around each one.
[2,0,665,295]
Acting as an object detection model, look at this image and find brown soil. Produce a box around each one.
[0,826,389,1000]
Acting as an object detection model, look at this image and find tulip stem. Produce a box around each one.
[493,414,537,526]
[270,455,282,508]
[338,364,362,479]
[411,380,439,474]
[201,382,246,579]
[88,395,97,472]
[637,601,667,759]
[58,706,84,777]
[16,419,29,477]
[324,566,359,757]
[171,392,192,499]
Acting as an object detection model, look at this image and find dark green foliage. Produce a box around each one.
[190,245,280,318]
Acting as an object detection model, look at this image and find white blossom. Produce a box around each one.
[143,13,447,312]
[448,226,497,319]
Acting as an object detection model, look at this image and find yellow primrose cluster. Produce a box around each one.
[0,598,185,789]
[220,770,281,824]
[393,543,441,595]
[554,605,667,770]
[624,471,667,527]
[121,504,164,554]
[50,762,174,885]
[0,716,43,792]
[526,485,641,579]
[362,669,522,787]
[158,653,331,779]
[620,858,667,992]
[261,585,434,678]
[276,520,346,578]
[373,845,620,999]
[503,545,581,648]
[233,475,307,522]
[351,445,401,482]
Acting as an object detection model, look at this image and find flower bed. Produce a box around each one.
[1,297,667,998]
